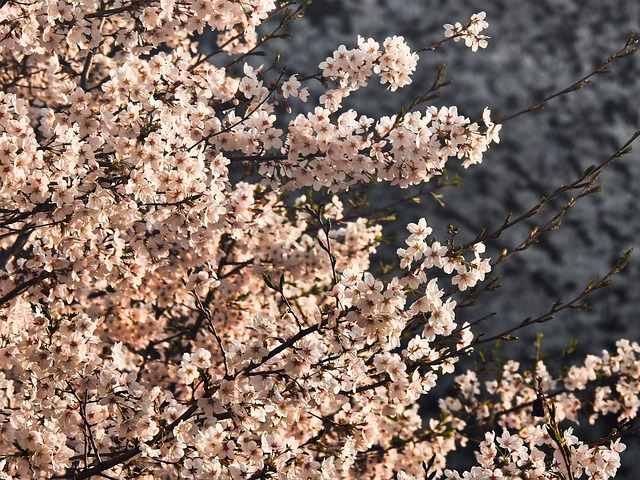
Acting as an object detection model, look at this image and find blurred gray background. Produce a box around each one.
[256,0,640,474]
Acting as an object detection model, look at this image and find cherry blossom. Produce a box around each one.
[0,2,637,479]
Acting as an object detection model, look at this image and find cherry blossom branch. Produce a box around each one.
[307,205,339,288]
[192,291,230,378]
[0,271,53,307]
[475,249,629,350]
[84,4,137,19]
[547,401,577,480]
[457,129,640,257]
[496,32,639,124]
[2,4,639,479]
[588,420,640,448]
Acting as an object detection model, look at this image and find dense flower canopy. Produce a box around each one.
[0,1,638,479]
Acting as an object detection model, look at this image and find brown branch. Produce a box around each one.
[496,33,639,124]
[0,272,53,307]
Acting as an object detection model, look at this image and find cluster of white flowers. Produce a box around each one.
[318,35,419,110]
[444,11,490,52]
[261,102,500,193]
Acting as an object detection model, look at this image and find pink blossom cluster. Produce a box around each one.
[318,34,419,105]
[440,428,625,480]
[432,339,640,479]
[261,104,501,192]
[0,1,636,479]
[444,12,490,52]
[0,0,277,60]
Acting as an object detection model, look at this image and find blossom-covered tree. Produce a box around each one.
[0,1,638,478]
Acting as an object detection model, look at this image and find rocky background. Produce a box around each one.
[253,0,640,474]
